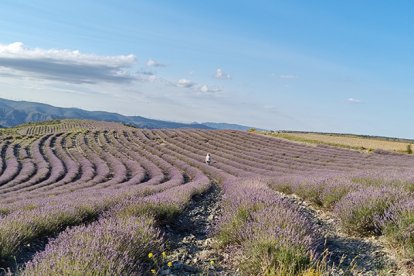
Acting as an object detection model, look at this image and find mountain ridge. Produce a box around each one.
[0,98,254,130]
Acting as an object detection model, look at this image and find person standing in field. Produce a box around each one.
[205,153,211,165]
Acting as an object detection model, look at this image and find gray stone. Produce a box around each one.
[173,261,183,270]
[160,268,171,275]
[183,264,198,273]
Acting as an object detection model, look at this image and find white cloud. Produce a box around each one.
[278,74,298,80]
[146,58,165,67]
[215,68,231,80]
[136,71,157,82]
[347,97,362,103]
[199,84,221,93]
[0,42,136,83]
[176,78,195,88]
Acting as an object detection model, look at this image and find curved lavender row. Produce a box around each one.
[156,129,253,176]
[22,165,212,275]
[0,144,21,187]
[111,131,176,187]
[5,131,98,203]
[0,141,9,176]
[169,130,276,175]
[194,130,325,170]
[22,132,88,196]
[125,130,204,179]
[23,179,212,275]
[0,134,74,201]
[0,145,36,190]
[10,134,66,194]
[4,125,414,205]
[165,131,360,175]
[0,136,49,199]
[152,130,248,178]
[1,121,414,273]
[132,130,233,183]
[96,131,147,188]
[0,130,163,209]
[183,129,342,176]
[190,130,299,172]
[0,132,202,261]
[80,131,127,189]
[34,133,80,192]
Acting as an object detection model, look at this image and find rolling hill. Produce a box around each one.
[0,98,215,129]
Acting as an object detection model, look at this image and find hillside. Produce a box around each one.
[0,120,413,275]
[201,122,259,131]
[0,98,212,129]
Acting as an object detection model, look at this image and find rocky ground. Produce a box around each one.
[160,184,237,276]
[278,192,410,276]
[4,183,409,276]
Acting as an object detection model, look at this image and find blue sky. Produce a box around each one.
[0,1,413,138]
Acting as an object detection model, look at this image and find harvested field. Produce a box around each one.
[263,131,413,153]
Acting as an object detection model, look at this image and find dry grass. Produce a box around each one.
[260,132,413,153]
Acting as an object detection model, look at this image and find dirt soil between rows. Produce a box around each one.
[160,183,237,276]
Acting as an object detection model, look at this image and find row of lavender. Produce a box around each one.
[2,124,413,204]
[0,126,189,269]
[140,129,414,273]
[1,120,414,274]
[1,121,316,274]
[15,123,224,274]
[114,129,330,274]
[23,165,211,274]
[270,170,414,262]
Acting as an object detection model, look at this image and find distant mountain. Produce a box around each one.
[202,122,265,131]
[0,98,212,129]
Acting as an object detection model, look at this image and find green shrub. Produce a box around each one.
[383,208,414,259]
[241,240,311,276]
[217,207,252,246]
[407,144,412,154]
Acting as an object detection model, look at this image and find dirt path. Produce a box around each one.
[161,183,236,275]
[278,193,407,275]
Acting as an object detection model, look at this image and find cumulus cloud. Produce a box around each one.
[347,97,361,104]
[215,68,231,80]
[174,78,221,95]
[198,84,221,93]
[0,42,136,84]
[146,58,165,67]
[176,78,195,88]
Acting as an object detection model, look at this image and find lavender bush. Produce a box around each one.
[23,215,161,275]
[380,198,414,259]
[334,186,405,235]
[216,178,323,275]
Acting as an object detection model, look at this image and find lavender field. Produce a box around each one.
[0,119,413,275]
